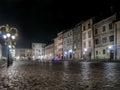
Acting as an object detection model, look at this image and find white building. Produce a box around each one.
[32,43,46,60]
[63,29,73,59]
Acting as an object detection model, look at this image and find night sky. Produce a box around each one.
[0,0,119,48]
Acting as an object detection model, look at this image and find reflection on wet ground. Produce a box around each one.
[1,60,120,90]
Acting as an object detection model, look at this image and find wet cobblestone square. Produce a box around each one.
[1,60,120,90]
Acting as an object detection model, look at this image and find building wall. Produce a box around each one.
[73,23,82,60]
[82,19,94,59]
[63,29,73,59]
[44,43,54,60]
[32,43,46,60]
[115,21,120,59]
[94,15,116,59]
[95,46,110,59]
[57,32,63,59]
[54,38,58,58]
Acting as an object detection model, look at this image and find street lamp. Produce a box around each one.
[108,46,112,49]
[11,35,15,40]
[0,24,18,67]
[84,48,87,52]
[6,33,11,38]
[3,35,7,39]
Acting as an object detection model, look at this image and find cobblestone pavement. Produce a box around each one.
[1,60,120,90]
[0,60,7,90]
[0,60,6,68]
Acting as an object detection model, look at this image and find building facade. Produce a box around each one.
[15,48,32,60]
[63,29,73,59]
[54,37,58,58]
[82,18,94,59]
[115,20,120,59]
[93,15,116,59]
[44,43,54,60]
[73,23,82,60]
[57,32,63,59]
[32,43,46,60]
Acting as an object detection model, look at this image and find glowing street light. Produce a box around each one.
[69,49,72,53]
[64,51,67,55]
[12,45,15,48]
[84,48,87,52]
[108,46,112,49]
[8,45,12,48]
[11,35,15,40]
[3,35,7,39]
[6,33,11,38]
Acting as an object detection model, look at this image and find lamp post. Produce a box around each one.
[0,24,18,67]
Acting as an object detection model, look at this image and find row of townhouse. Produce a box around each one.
[32,13,120,60]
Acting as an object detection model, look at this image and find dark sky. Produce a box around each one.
[0,0,119,48]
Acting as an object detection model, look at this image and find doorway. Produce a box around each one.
[110,50,114,60]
